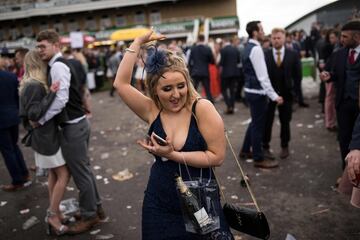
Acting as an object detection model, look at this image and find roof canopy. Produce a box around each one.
[110,28,150,41]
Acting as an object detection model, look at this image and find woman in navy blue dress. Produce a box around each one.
[114,31,233,240]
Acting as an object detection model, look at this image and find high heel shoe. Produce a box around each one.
[45,210,68,236]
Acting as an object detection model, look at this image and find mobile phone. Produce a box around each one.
[152,132,168,146]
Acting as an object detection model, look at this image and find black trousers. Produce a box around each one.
[192,76,213,102]
[235,70,245,101]
[294,77,305,104]
[337,98,359,169]
[263,100,293,149]
[221,77,236,109]
[0,124,28,185]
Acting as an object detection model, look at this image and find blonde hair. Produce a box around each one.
[271,28,286,35]
[20,50,48,93]
[145,49,199,110]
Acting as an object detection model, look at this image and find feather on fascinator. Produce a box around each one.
[145,47,168,76]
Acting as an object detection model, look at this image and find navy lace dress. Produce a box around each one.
[142,101,233,240]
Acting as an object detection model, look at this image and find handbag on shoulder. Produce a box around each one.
[213,131,270,240]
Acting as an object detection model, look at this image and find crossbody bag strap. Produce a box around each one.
[223,130,261,212]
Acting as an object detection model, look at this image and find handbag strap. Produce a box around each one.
[213,130,261,212]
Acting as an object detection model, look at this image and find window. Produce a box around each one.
[150,10,161,24]
[67,19,78,32]
[9,25,19,40]
[134,11,145,24]
[22,24,33,37]
[85,16,97,31]
[39,21,48,31]
[54,20,64,34]
[100,15,112,29]
[0,28,4,41]
[115,14,126,27]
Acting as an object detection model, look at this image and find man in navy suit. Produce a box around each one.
[0,61,30,191]
[219,38,241,114]
[320,20,360,169]
[263,28,302,160]
[346,113,360,186]
[188,35,215,102]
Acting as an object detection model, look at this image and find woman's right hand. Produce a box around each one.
[50,81,60,92]
[134,29,166,46]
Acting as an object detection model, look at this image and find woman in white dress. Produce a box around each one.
[19,50,70,235]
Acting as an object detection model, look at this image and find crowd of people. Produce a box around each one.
[0,17,359,238]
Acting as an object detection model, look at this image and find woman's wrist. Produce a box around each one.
[132,38,142,47]
[168,150,182,163]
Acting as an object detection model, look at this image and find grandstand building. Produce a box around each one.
[0,0,238,51]
[286,0,360,33]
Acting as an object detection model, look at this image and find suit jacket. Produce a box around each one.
[0,70,20,129]
[264,48,302,100]
[19,80,60,155]
[349,113,360,150]
[188,43,214,77]
[219,44,241,79]
[325,47,360,108]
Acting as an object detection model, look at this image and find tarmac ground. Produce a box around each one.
[1,81,360,240]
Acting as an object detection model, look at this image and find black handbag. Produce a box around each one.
[213,131,270,240]
[223,203,270,239]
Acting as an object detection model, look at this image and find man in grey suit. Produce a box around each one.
[35,29,105,234]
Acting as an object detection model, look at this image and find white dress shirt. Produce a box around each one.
[38,52,71,125]
[350,44,360,61]
[244,39,279,101]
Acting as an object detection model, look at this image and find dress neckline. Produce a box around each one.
[150,99,200,152]
[156,110,193,152]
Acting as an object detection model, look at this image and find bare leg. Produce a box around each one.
[48,165,70,230]
[48,169,56,205]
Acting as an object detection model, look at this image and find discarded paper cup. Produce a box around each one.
[112,168,133,181]
[350,186,360,208]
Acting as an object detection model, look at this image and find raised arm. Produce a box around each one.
[113,31,165,123]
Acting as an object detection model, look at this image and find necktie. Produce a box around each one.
[349,49,356,64]
[47,65,52,86]
[276,50,282,67]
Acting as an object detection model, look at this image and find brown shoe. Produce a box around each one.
[280,147,289,159]
[1,182,30,192]
[97,205,107,221]
[73,206,106,221]
[254,159,279,168]
[67,216,99,235]
[224,107,234,115]
[263,149,275,160]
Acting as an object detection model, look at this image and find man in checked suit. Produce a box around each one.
[262,28,302,160]
[320,20,360,170]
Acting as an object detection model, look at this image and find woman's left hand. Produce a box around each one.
[137,133,174,158]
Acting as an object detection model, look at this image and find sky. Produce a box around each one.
[236,0,338,36]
